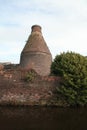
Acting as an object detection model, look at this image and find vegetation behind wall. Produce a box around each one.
[51,52,87,106]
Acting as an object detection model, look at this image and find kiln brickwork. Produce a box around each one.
[20,25,52,76]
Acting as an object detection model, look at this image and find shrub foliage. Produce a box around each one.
[51,52,87,106]
[24,69,36,82]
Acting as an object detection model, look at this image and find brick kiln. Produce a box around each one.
[20,25,52,76]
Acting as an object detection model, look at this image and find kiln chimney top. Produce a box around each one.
[31,25,42,33]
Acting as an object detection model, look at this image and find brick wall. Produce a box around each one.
[20,52,52,76]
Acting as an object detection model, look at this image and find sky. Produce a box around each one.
[0,0,87,63]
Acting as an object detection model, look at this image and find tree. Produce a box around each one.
[51,52,87,106]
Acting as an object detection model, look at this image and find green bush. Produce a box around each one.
[51,52,87,106]
[24,69,36,82]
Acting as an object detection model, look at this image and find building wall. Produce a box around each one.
[20,52,52,76]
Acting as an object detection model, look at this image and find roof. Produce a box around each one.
[22,32,51,54]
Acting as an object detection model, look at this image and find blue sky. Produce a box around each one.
[0,0,87,63]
